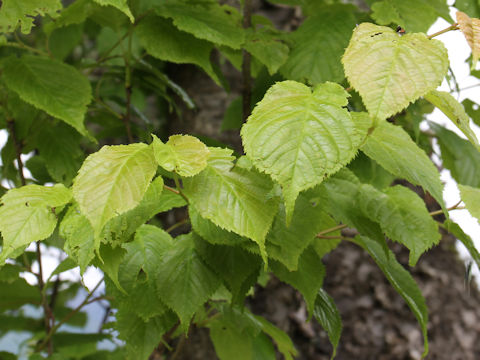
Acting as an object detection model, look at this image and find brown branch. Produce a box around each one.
[427,23,459,39]
[123,30,134,143]
[6,119,26,186]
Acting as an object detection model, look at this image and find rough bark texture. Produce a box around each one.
[161,3,480,359]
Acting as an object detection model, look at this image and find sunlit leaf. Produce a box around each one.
[456,11,480,68]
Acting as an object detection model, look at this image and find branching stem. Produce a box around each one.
[427,23,459,39]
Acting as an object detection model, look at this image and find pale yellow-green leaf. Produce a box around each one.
[458,184,480,224]
[456,11,480,69]
[342,23,448,121]
[0,184,72,263]
[424,90,480,150]
[152,134,210,177]
[73,143,157,236]
[0,0,62,34]
[241,81,365,222]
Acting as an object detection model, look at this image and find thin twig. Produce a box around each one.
[37,278,104,352]
[166,219,190,233]
[173,174,189,203]
[429,200,464,217]
[316,224,347,238]
[36,242,54,355]
[427,23,459,39]
[164,184,180,195]
[123,28,134,143]
[6,120,26,186]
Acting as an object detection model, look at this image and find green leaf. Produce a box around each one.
[359,184,440,265]
[154,1,244,49]
[443,219,480,270]
[355,235,429,357]
[424,90,480,149]
[342,23,448,121]
[455,0,480,18]
[462,99,480,127]
[60,205,95,274]
[93,0,134,22]
[253,315,297,360]
[96,243,126,292]
[0,264,21,283]
[314,288,342,360]
[371,0,451,33]
[361,121,445,211]
[244,28,289,75]
[43,0,96,32]
[458,184,480,224]
[241,81,365,222]
[271,247,325,317]
[36,122,84,185]
[183,148,278,263]
[194,233,262,304]
[137,15,220,84]
[156,233,221,326]
[189,206,249,247]
[116,310,177,360]
[0,184,72,263]
[280,5,357,84]
[53,333,109,359]
[0,278,41,311]
[430,122,480,187]
[73,143,157,237]
[266,193,330,271]
[348,152,394,190]
[0,0,62,34]
[2,55,92,136]
[152,134,210,177]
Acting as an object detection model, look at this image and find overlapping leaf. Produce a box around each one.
[137,15,220,85]
[183,148,278,262]
[154,1,244,49]
[371,0,451,33]
[280,5,356,84]
[156,233,221,327]
[314,288,342,359]
[2,56,92,136]
[424,90,480,149]
[93,0,133,22]
[241,81,365,222]
[456,11,480,68]
[152,134,210,177]
[343,23,448,121]
[72,143,157,237]
[358,184,440,265]
[0,0,62,34]
[244,28,289,75]
[0,184,71,263]
[361,121,446,211]
[354,235,429,357]
[459,184,480,224]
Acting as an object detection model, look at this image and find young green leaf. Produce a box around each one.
[136,15,220,84]
[72,143,157,237]
[0,184,71,264]
[354,235,429,357]
[60,205,95,274]
[343,23,448,121]
[0,0,62,34]
[253,314,298,360]
[152,134,210,177]
[244,28,289,75]
[280,5,356,84]
[93,0,133,22]
[456,11,480,69]
[241,81,364,223]
[314,288,342,360]
[183,148,278,263]
[424,90,480,150]
[154,1,244,49]
[361,121,446,212]
[2,56,92,137]
[156,233,221,327]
